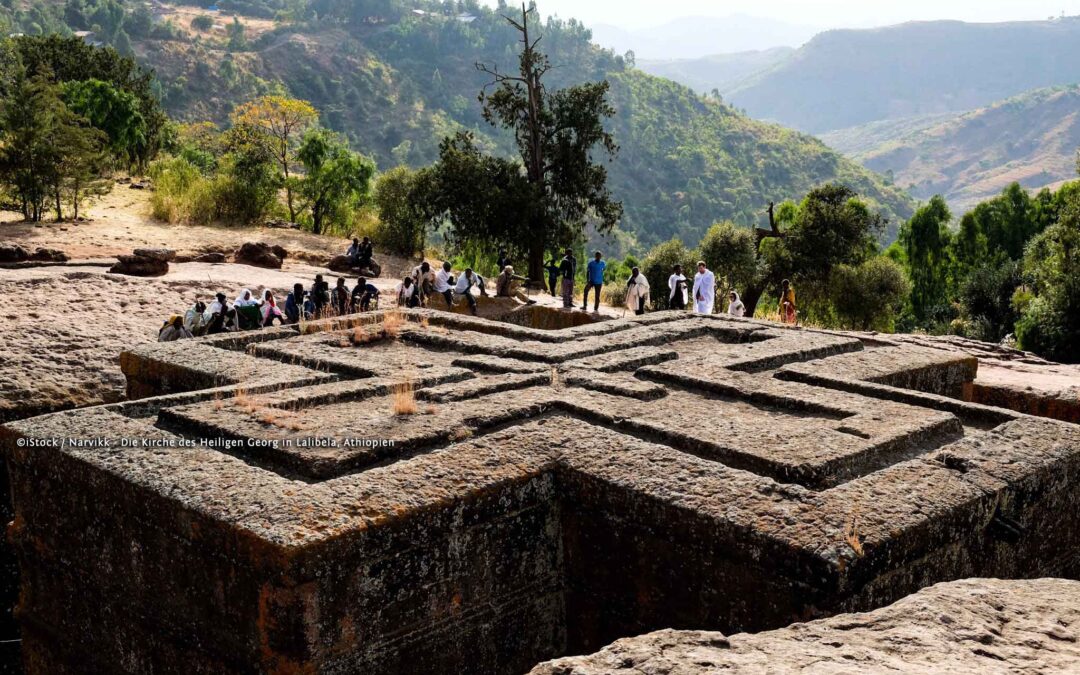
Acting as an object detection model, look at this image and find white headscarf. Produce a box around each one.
[234,289,257,307]
[728,291,746,317]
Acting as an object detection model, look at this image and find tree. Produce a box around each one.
[0,71,60,221]
[1015,195,1080,362]
[901,195,952,323]
[226,17,246,51]
[231,95,318,223]
[61,78,147,168]
[958,258,1023,342]
[50,107,107,221]
[296,128,376,235]
[698,221,758,295]
[374,166,427,255]
[829,257,910,331]
[468,3,622,284]
[11,34,167,167]
[191,15,214,32]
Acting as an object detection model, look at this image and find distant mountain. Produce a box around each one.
[727,17,1080,133]
[638,47,794,96]
[590,14,817,60]
[821,86,1080,213]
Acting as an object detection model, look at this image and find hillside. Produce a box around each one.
[822,86,1080,213]
[590,15,816,60]
[2,1,913,247]
[638,47,793,96]
[726,17,1080,133]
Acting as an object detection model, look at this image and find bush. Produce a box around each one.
[191,15,214,32]
[374,166,427,256]
[829,256,910,331]
[958,258,1022,342]
[698,220,759,293]
[148,157,206,223]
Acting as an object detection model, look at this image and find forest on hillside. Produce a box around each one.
[0,0,913,249]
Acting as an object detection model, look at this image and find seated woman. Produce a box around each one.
[158,315,194,342]
[260,289,286,327]
[233,289,263,330]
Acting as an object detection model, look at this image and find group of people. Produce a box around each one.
[666,262,795,322]
[158,252,799,341]
[393,261,495,314]
[158,275,382,341]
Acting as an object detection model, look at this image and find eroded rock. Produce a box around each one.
[234,242,283,269]
[531,578,1080,674]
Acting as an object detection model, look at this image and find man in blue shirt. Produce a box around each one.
[582,250,606,312]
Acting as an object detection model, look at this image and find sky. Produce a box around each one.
[482,1,1080,30]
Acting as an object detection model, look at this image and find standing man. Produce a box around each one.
[668,264,688,310]
[496,250,511,277]
[692,261,715,315]
[559,248,577,309]
[434,261,455,309]
[545,253,561,296]
[582,251,606,312]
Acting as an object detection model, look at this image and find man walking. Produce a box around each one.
[692,261,715,315]
[559,248,577,309]
[581,251,606,312]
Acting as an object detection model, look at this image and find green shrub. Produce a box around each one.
[829,256,911,331]
[148,157,206,223]
[373,166,427,256]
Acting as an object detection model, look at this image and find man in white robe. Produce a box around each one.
[692,262,715,314]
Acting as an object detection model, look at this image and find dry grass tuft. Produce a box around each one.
[391,380,418,416]
[844,511,865,558]
[382,310,405,340]
[423,405,438,416]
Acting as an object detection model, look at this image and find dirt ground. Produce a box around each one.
[0,189,421,421]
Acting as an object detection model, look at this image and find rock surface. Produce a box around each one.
[0,243,29,263]
[327,253,382,277]
[27,247,68,263]
[234,242,283,269]
[108,254,168,277]
[531,578,1080,674]
[131,248,175,262]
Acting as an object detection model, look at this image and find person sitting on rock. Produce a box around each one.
[204,293,239,334]
[434,261,455,310]
[234,289,259,307]
[347,238,362,265]
[454,268,488,315]
[261,289,286,327]
[395,276,420,308]
[411,262,436,307]
[496,266,531,303]
[332,277,351,315]
[285,284,307,324]
[310,275,330,317]
[158,315,193,342]
[358,237,374,269]
[351,277,380,312]
[184,300,207,336]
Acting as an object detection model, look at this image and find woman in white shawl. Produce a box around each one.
[260,289,285,326]
[727,290,746,317]
[234,289,258,307]
[668,264,688,310]
[626,267,650,316]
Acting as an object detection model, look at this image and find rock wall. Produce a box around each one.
[3,310,1079,673]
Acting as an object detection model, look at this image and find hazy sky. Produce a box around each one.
[483,1,1080,30]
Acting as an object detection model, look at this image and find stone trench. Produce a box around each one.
[1,309,1078,673]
